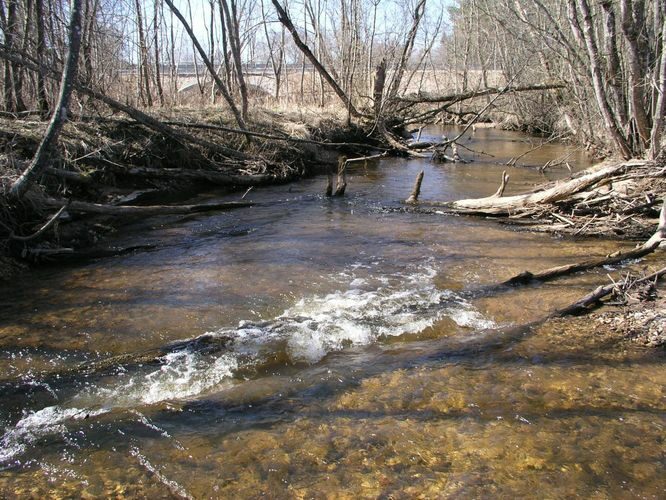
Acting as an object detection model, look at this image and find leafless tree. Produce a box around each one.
[9,0,82,198]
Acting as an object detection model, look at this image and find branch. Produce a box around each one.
[270,0,361,118]
[398,82,566,104]
[10,204,68,241]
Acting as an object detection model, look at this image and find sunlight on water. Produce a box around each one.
[0,262,495,467]
[0,127,663,497]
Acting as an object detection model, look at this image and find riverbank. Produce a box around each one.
[0,106,380,277]
[2,113,664,353]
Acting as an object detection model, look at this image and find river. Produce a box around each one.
[0,126,664,497]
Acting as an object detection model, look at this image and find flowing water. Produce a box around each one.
[0,127,664,498]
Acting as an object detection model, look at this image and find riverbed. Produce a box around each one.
[0,126,664,497]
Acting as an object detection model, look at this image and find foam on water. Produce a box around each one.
[0,406,107,464]
[0,262,496,464]
[91,352,238,407]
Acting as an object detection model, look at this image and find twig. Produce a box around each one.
[10,204,68,241]
[240,186,253,200]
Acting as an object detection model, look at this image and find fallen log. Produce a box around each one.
[398,82,566,105]
[503,240,661,286]
[45,166,94,184]
[38,197,254,216]
[425,160,646,215]
[122,164,274,187]
[551,266,666,317]
[163,120,388,151]
[499,199,664,286]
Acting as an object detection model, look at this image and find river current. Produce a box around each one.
[0,127,664,497]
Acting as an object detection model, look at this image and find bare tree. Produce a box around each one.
[9,0,82,198]
[164,0,249,134]
[134,0,152,106]
[271,0,361,117]
[153,0,165,107]
[220,0,249,118]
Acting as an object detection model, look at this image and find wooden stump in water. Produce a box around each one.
[334,156,347,196]
[326,156,348,197]
[406,170,424,204]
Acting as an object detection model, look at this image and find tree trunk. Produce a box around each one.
[153,0,165,106]
[386,0,426,105]
[372,59,386,119]
[164,0,249,136]
[619,0,651,151]
[34,0,49,117]
[599,1,628,131]
[429,160,645,215]
[271,0,361,117]
[9,0,82,199]
[572,0,632,158]
[134,0,152,107]
[0,0,11,112]
[220,0,249,119]
[649,18,666,158]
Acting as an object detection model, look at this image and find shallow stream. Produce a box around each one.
[0,127,664,497]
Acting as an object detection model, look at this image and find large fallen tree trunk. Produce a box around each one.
[399,82,567,125]
[398,82,567,105]
[112,164,275,187]
[424,159,648,215]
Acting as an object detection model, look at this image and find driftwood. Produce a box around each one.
[492,171,510,198]
[551,267,666,317]
[644,198,666,247]
[344,152,389,164]
[504,240,662,286]
[425,160,646,215]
